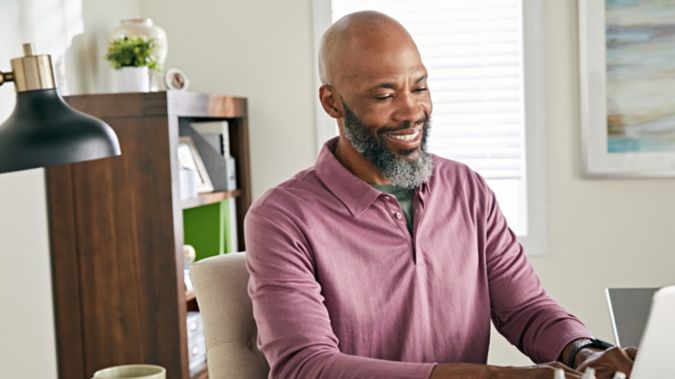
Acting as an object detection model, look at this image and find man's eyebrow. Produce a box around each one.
[369,82,397,91]
[367,74,428,91]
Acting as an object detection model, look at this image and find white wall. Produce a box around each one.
[76,0,143,93]
[140,0,317,198]
[0,1,142,378]
[0,1,82,377]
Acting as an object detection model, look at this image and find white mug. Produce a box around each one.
[92,364,166,379]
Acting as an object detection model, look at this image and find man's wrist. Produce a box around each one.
[562,338,614,368]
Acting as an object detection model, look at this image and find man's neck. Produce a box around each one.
[334,135,390,185]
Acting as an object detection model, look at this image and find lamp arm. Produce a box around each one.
[0,71,15,87]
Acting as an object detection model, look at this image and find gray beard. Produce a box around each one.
[341,101,433,189]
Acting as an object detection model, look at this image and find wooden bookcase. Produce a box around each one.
[45,92,251,379]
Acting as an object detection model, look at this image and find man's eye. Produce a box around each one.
[414,87,428,93]
[375,94,393,101]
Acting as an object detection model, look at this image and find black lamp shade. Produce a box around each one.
[0,88,121,173]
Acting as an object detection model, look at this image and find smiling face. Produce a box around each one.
[341,98,433,189]
[319,11,434,186]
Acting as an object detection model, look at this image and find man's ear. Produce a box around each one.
[319,85,342,119]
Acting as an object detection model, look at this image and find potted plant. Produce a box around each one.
[106,36,160,92]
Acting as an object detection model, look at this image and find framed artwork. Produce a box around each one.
[177,136,213,193]
[579,0,675,177]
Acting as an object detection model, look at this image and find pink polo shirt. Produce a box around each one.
[245,138,591,379]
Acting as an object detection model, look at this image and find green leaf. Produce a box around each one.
[105,36,161,72]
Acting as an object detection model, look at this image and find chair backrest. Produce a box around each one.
[189,252,269,379]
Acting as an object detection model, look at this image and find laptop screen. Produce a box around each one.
[605,287,658,348]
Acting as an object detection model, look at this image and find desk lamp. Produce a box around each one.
[0,43,121,173]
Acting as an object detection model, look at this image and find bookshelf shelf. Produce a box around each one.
[46,91,251,379]
[181,190,241,210]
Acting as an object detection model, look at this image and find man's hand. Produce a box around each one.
[430,362,585,379]
[561,338,637,378]
[576,346,637,379]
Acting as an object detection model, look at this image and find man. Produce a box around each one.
[245,11,635,379]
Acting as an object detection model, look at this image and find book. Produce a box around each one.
[224,198,238,253]
[179,121,237,191]
[190,121,230,156]
[191,122,237,190]
[183,202,225,259]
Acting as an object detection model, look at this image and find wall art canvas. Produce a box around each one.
[579,0,675,176]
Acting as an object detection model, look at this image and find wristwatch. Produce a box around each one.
[567,338,614,368]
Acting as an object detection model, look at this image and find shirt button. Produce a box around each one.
[394,212,403,220]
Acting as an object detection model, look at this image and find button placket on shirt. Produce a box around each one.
[381,196,409,246]
[380,193,417,263]
[411,190,426,265]
[384,196,404,221]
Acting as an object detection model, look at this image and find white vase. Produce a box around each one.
[111,19,168,65]
[114,66,150,92]
[111,18,168,91]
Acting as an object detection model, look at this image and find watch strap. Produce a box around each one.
[567,338,614,368]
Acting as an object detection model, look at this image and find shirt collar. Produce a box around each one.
[315,138,383,217]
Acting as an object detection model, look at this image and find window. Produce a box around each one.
[313,0,548,255]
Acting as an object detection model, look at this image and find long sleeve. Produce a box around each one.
[245,204,435,379]
[479,175,592,363]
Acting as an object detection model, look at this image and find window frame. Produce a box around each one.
[311,0,548,255]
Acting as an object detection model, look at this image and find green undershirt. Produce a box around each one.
[372,184,414,233]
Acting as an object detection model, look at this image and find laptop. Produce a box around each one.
[605,287,658,347]
[605,285,675,378]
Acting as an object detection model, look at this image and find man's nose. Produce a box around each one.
[392,92,425,124]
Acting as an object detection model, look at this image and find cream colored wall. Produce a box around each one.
[76,0,144,93]
[0,1,80,377]
[487,0,675,365]
[140,0,317,198]
[0,1,142,378]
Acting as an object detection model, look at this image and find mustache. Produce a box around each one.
[377,117,429,136]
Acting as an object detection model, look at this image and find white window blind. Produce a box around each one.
[330,0,528,235]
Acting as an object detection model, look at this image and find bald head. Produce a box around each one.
[318,11,421,86]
